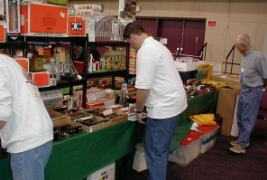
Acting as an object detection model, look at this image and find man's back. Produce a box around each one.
[0,54,53,153]
[135,37,187,119]
[241,49,267,88]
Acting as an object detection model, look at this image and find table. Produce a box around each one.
[0,91,218,180]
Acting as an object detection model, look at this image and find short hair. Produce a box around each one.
[123,22,146,39]
[236,34,251,47]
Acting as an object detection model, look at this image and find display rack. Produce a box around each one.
[0,35,130,108]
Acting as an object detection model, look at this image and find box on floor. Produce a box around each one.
[169,125,219,167]
[216,87,239,136]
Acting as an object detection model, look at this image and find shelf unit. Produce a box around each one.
[0,35,130,108]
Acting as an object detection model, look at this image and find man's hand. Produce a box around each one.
[136,112,146,124]
[0,120,6,130]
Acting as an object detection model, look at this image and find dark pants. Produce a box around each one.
[237,87,264,147]
[145,115,180,180]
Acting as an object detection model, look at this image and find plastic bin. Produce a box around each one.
[198,125,219,154]
[169,130,202,167]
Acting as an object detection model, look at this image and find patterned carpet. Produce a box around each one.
[127,120,267,180]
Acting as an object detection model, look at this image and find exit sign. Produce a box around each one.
[208,21,217,27]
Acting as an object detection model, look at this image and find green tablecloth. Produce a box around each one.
[0,91,218,180]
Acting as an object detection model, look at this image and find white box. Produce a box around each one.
[169,137,201,167]
[175,61,200,72]
[132,144,147,172]
[87,163,115,180]
[200,126,219,154]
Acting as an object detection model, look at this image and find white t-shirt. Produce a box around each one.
[0,54,53,153]
[135,37,188,119]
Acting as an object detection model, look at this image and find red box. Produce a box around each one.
[73,61,84,74]
[30,71,50,87]
[86,101,105,109]
[20,3,68,36]
[15,57,29,73]
[68,16,86,36]
[0,24,6,42]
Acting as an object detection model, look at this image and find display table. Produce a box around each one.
[0,91,218,180]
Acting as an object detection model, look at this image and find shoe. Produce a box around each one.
[230,140,239,147]
[229,144,246,154]
[230,140,249,147]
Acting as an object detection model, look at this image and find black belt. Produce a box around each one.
[242,85,263,89]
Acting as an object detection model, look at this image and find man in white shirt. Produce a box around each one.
[0,54,53,180]
[124,23,187,180]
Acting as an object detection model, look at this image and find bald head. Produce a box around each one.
[235,34,252,55]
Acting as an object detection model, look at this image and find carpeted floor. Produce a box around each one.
[128,120,267,180]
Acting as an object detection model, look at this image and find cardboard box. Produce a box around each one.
[212,74,241,94]
[30,71,50,87]
[216,88,239,136]
[68,16,86,36]
[0,24,6,42]
[15,57,29,73]
[20,3,68,36]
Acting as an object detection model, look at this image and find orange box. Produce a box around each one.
[20,3,68,36]
[15,58,29,73]
[86,101,105,109]
[0,24,6,42]
[30,71,50,87]
[68,16,86,36]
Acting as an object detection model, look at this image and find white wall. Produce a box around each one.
[69,0,267,62]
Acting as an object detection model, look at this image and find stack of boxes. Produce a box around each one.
[129,48,136,75]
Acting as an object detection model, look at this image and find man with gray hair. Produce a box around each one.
[230,34,267,154]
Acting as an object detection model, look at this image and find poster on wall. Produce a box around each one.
[118,0,136,22]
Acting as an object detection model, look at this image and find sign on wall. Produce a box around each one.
[118,0,136,21]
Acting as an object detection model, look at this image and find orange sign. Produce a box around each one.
[0,25,6,42]
[20,3,68,35]
[68,16,86,36]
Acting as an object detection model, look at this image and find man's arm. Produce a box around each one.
[264,79,267,90]
[0,120,6,130]
[136,89,149,112]
[135,89,149,124]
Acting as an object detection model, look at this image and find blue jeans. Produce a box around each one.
[145,115,180,180]
[10,141,53,180]
[237,87,264,147]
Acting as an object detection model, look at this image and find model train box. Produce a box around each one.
[30,71,50,87]
[20,3,68,36]
[0,24,6,43]
[68,16,86,36]
[15,57,29,73]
